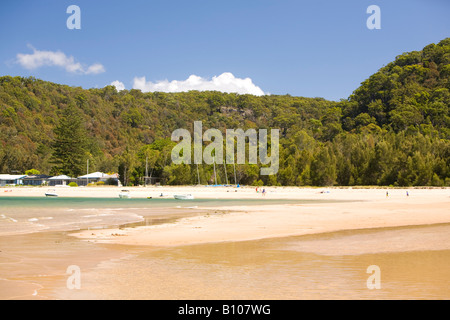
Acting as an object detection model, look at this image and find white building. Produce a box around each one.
[48,175,74,187]
[77,172,120,186]
[0,174,27,186]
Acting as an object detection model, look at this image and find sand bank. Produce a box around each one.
[68,187,450,247]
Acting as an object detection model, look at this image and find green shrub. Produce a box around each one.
[68,182,78,187]
[252,179,264,186]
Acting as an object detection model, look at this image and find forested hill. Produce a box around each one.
[0,38,449,186]
[341,37,450,136]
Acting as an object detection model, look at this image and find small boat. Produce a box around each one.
[45,189,58,197]
[174,194,194,200]
[119,190,131,199]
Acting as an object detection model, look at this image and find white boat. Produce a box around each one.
[174,194,194,200]
[45,189,58,197]
[119,190,131,199]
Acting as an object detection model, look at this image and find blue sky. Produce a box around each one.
[0,0,449,101]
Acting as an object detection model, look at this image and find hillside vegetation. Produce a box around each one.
[0,38,449,186]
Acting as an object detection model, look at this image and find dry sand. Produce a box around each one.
[54,186,450,247]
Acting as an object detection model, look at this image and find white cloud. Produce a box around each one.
[132,72,266,96]
[85,63,106,75]
[16,45,105,75]
[111,80,125,91]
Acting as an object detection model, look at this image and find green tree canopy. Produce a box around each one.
[50,106,88,177]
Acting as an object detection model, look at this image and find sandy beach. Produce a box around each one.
[51,186,450,247]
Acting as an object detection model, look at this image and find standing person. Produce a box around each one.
[262,188,266,196]
[386,191,389,197]
[406,191,409,197]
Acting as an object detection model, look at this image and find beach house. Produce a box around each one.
[77,172,120,186]
[48,175,74,186]
[0,174,27,186]
[0,172,121,187]
[22,174,52,186]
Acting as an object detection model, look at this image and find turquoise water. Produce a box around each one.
[0,196,335,208]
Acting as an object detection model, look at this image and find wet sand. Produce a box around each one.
[0,231,119,299]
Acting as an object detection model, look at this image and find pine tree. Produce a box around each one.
[51,107,88,178]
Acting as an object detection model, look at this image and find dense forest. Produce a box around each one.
[0,38,449,186]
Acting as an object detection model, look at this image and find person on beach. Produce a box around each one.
[386,191,389,197]
[262,189,266,196]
